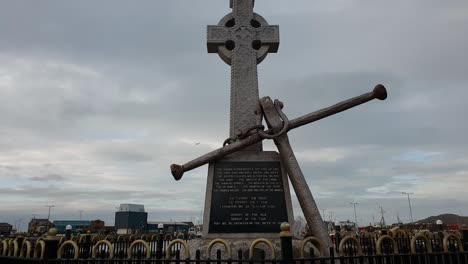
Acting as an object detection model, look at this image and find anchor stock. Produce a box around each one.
[170,84,387,180]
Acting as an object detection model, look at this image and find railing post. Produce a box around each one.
[329,247,335,264]
[156,230,164,262]
[83,231,92,258]
[333,222,342,253]
[461,228,468,251]
[43,228,60,261]
[15,234,25,257]
[280,222,293,264]
[65,225,72,240]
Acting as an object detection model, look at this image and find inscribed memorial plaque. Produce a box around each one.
[208,160,289,233]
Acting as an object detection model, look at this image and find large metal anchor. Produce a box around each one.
[171,84,387,179]
[170,84,387,249]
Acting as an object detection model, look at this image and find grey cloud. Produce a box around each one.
[0,186,177,202]
[0,165,20,171]
[90,141,157,163]
[28,174,66,182]
[263,71,468,149]
[0,0,467,225]
[0,1,219,67]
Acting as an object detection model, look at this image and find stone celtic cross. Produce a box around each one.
[207,0,279,152]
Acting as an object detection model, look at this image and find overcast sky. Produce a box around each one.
[1,0,467,231]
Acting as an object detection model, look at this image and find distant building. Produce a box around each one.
[337,220,356,229]
[28,218,54,234]
[90,219,106,233]
[53,220,91,233]
[52,219,107,234]
[0,223,13,236]
[147,221,192,233]
[115,204,147,234]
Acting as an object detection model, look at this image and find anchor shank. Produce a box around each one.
[260,97,333,252]
[274,133,334,251]
[288,84,387,131]
[171,132,262,180]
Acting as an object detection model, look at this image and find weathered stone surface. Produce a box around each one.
[201,0,292,240]
[207,0,279,152]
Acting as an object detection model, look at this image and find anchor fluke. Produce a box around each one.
[170,164,184,181]
[373,84,387,100]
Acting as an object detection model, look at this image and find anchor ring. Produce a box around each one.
[258,99,289,139]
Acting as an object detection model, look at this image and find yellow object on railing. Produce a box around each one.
[92,240,114,259]
[10,239,19,257]
[300,236,325,257]
[20,239,32,258]
[151,234,159,241]
[164,233,173,241]
[57,240,79,260]
[58,236,67,246]
[128,239,151,259]
[249,238,276,259]
[410,234,432,254]
[338,236,363,256]
[376,235,398,255]
[91,234,101,244]
[207,239,231,259]
[0,240,8,256]
[166,239,191,259]
[389,228,408,238]
[79,234,90,243]
[33,240,46,259]
[443,233,463,252]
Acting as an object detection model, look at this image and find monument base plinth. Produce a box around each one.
[202,151,294,239]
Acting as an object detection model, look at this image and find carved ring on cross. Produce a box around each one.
[208,13,278,65]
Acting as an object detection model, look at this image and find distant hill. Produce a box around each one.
[416,214,468,226]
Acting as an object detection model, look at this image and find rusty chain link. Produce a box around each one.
[222,124,265,146]
[222,99,289,146]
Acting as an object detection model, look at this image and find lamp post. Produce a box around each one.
[14,219,23,233]
[350,202,359,228]
[156,223,164,261]
[18,219,22,232]
[402,192,414,223]
[45,205,55,232]
[65,225,72,240]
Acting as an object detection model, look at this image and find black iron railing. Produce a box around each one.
[1,226,467,264]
